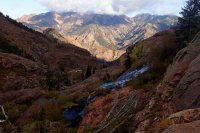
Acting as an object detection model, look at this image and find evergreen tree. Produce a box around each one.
[124,54,131,69]
[85,65,92,78]
[178,0,200,40]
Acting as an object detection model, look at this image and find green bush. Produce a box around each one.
[57,93,88,109]
[58,95,78,109]
[62,101,78,109]
[130,44,144,64]
[44,91,59,99]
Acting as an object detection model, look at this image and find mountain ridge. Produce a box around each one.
[18,12,178,61]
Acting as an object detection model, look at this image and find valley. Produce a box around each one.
[0,0,200,132]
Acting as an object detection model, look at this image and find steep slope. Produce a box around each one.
[18,12,177,61]
[43,28,125,61]
[131,32,200,133]
[0,13,100,70]
[77,29,179,132]
[0,12,103,93]
[0,12,105,132]
[76,31,200,133]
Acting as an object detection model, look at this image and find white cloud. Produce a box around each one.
[37,0,184,15]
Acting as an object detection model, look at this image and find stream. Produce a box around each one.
[64,65,149,126]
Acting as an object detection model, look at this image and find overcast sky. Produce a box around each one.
[0,0,186,19]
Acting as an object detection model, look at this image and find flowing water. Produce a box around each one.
[64,65,149,126]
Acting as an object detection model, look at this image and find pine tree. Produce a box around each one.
[124,54,131,69]
[85,65,92,78]
[178,0,200,40]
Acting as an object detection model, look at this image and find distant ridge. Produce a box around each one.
[18,12,178,61]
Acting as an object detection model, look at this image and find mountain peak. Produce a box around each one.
[18,12,178,61]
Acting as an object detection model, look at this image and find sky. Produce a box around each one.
[0,0,186,19]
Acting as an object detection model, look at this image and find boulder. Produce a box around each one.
[162,120,200,133]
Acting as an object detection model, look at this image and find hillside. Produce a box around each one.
[1,11,199,133]
[0,12,103,92]
[18,12,177,61]
[75,31,200,133]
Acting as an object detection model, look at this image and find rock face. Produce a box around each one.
[130,32,200,133]
[18,12,177,61]
[162,120,200,133]
[172,52,200,111]
[168,108,200,124]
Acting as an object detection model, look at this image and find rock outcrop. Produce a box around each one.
[162,120,200,133]
[131,32,200,133]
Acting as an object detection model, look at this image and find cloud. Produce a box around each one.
[37,0,184,15]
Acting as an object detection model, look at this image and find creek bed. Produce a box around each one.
[63,65,149,126]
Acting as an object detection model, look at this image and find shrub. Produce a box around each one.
[4,102,28,123]
[151,61,168,76]
[43,103,62,121]
[124,54,132,69]
[0,36,35,61]
[102,73,111,82]
[45,69,63,90]
[22,121,48,133]
[85,65,92,79]
[34,102,62,122]
[62,101,78,109]
[2,122,13,133]
[44,91,59,99]
[86,80,102,91]
[154,119,172,132]
[84,126,95,133]
[57,93,88,109]
[129,43,144,64]
[94,88,110,96]
[127,71,158,89]
[63,73,71,86]
[45,69,58,90]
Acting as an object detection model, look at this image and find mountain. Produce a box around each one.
[0,12,101,91]
[18,12,178,61]
[1,10,200,133]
